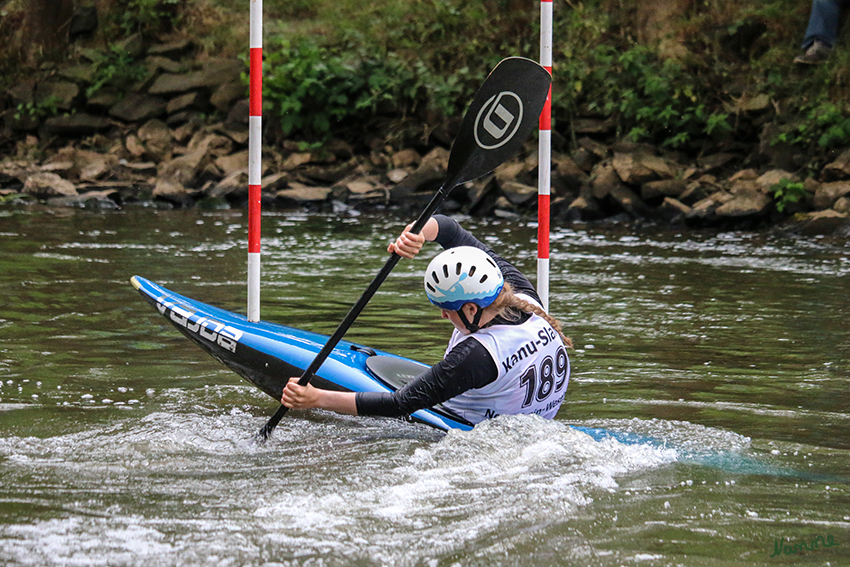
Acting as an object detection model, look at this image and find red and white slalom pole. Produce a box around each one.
[538,0,553,312]
[248,0,262,322]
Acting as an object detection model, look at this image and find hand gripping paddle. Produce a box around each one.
[257,57,551,441]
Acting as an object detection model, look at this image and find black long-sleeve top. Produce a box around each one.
[355,215,540,418]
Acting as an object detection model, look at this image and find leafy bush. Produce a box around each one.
[263,37,474,141]
[554,7,732,151]
[770,178,808,213]
[86,46,147,98]
[120,0,182,34]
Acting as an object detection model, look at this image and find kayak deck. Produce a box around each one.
[130,276,474,431]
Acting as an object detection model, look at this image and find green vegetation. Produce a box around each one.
[2,0,850,162]
[770,178,808,212]
[13,96,61,122]
[117,0,182,35]
[85,46,148,98]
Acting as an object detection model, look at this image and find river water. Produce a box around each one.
[0,206,848,566]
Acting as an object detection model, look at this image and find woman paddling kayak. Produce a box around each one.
[280,215,572,425]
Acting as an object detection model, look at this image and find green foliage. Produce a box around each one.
[774,101,850,151]
[86,46,147,98]
[770,178,807,213]
[261,0,530,141]
[13,96,61,121]
[555,8,732,151]
[263,37,471,141]
[120,0,181,34]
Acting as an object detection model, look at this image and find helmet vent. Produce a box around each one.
[480,274,488,283]
[426,283,436,292]
[486,258,496,268]
[456,262,462,276]
[442,264,449,278]
[468,265,477,277]
[431,271,440,284]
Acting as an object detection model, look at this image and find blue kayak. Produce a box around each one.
[131,276,652,443]
[131,275,475,431]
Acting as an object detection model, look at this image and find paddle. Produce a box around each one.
[256,57,551,441]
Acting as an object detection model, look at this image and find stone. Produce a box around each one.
[783,210,850,236]
[391,148,421,168]
[158,147,209,186]
[207,171,248,199]
[730,169,759,182]
[145,55,184,74]
[148,59,243,96]
[813,181,850,210]
[210,83,246,112]
[283,153,312,170]
[274,185,332,206]
[821,149,850,181]
[697,153,737,172]
[612,152,673,185]
[153,177,192,206]
[389,158,446,204]
[36,81,80,110]
[346,181,376,194]
[23,172,78,198]
[386,169,408,184]
[590,163,623,200]
[148,39,194,59]
[755,169,796,192]
[609,185,653,218]
[86,89,121,110]
[554,155,590,187]
[658,197,692,221]
[715,190,772,217]
[137,119,173,160]
[641,179,686,201]
[573,117,616,134]
[687,192,734,220]
[214,150,250,177]
[48,189,120,209]
[500,181,538,206]
[109,93,167,122]
[494,160,526,184]
[736,93,771,113]
[167,91,205,114]
[834,196,850,214]
[577,137,608,160]
[58,65,97,84]
[565,191,603,221]
[44,114,111,136]
[115,33,146,59]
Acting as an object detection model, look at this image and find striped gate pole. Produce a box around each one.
[248,0,262,322]
[538,0,553,312]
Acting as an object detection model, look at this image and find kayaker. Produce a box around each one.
[280,215,572,424]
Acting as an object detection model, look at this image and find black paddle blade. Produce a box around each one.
[445,57,551,187]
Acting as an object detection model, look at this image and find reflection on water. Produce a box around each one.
[0,208,848,566]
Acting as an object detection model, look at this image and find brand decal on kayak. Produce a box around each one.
[156,295,243,353]
[474,91,523,150]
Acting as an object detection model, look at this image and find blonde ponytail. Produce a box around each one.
[488,283,573,349]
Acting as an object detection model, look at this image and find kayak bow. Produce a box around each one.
[131,275,474,432]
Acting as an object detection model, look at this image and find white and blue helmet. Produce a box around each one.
[424,246,505,311]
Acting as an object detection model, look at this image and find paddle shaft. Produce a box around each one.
[258,177,459,438]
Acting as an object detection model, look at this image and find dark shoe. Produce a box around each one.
[794,40,832,65]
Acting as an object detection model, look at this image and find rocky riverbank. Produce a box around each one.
[2,35,850,237]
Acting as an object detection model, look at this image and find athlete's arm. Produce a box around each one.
[281,378,358,414]
[355,338,498,417]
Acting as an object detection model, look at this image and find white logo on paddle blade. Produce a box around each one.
[474,91,524,150]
